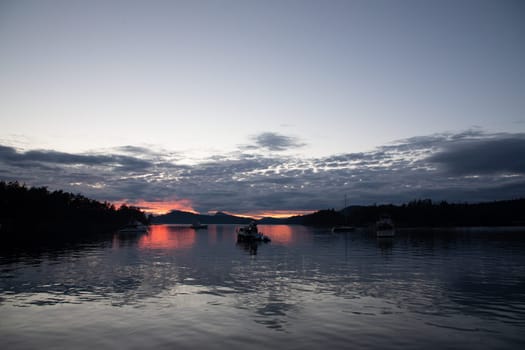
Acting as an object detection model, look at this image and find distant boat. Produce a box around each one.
[118,220,149,234]
[236,222,271,242]
[376,215,395,237]
[190,222,208,229]
[332,194,355,233]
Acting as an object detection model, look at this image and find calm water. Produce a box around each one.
[1,225,525,349]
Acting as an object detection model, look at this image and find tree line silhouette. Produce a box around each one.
[285,198,525,227]
[0,181,149,241]
[2,180,524,241]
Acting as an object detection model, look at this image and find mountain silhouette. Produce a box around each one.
[153,210,253,224]
[153,198,525,227]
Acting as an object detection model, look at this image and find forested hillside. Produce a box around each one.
[0,181,148,239]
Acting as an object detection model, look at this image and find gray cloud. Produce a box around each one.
[244,132,306,152]
[116,145,152,154]
[0,146,152,170]
[427,135,525,175]
[1,131,524,214]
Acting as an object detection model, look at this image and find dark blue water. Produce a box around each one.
[1,225,525,349]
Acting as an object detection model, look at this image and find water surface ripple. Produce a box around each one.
[1,225,525,349]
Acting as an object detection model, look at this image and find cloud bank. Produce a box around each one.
[1,131,524,215]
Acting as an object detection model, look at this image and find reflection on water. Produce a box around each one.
[259,225,294,245]
[236,241,261,255]
[137,225,196,250]
[1,225,525,349]
[376,237,394,254]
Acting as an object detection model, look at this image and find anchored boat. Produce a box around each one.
[236,222,271,242]
[376,215,395,237]
[190,222,208,229]
[331,194,355,232]
[118,220,149,234]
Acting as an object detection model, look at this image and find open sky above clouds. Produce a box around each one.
[1,0,524,216]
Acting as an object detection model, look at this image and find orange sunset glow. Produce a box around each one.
[229,210,315,220]
[114,199,311,219]
[115,199,197,215]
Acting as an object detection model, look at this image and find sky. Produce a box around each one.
[1,0,524,217]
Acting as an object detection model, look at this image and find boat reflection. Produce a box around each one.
[236,241,260,255]
[376,237,394,254]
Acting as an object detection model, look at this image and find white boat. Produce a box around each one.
[236,222,271,242]
[376,215,395,237]
[118,220,149,234]
[190,222,208,229]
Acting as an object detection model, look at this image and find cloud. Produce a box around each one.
[427,135,525,175]
[0,146,152,170]
[1,131,525,214]
[0,145,19,160]
[243,132,306,152]
[116,145,152,154]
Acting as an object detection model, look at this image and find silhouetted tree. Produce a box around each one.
[0,181,148,241]
[283,197,525,227]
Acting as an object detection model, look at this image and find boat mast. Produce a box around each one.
[344,194,348,225]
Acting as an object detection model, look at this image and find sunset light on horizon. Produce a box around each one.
[220,210,316,220]
[111,201,312,219]
[116,199,198,216]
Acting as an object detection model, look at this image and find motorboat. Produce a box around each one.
[376,215,395,237]
[118,220,149,234]
[190,222,208,229]
[236,222,271,242]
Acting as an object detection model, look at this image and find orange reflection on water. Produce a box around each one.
[258,225,294,245]
[138,225,196,250]
[207,225,218,245]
